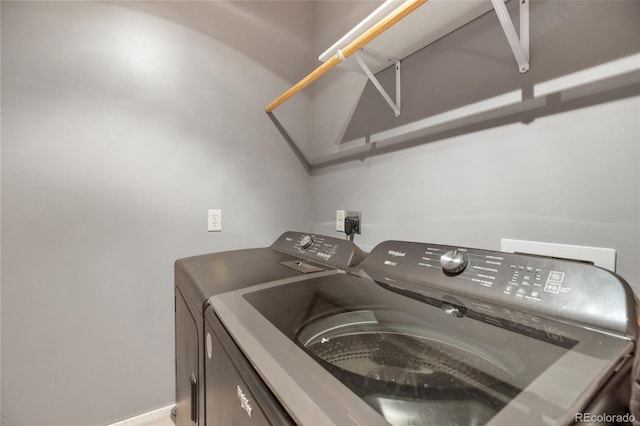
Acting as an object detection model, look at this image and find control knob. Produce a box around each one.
[440,249,468,274]
[300,235,314,249]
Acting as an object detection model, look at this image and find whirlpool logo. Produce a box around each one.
[387,250,406,257]
[237,385,253,418]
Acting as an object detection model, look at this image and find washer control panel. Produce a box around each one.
[362,240,635,336]
[272,231,365,269]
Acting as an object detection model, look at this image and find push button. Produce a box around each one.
[548,271,565,283]
[544,326,564,343]
[544,282,561,294]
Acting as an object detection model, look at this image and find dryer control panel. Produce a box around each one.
[272,231,366,270]
[362,240,637,337]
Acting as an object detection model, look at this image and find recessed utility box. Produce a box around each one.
[346,211,362,235]
[501,239,616,272]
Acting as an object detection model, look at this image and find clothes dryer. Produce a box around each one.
[174,231,365,425]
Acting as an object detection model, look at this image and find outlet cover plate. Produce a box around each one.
[336,210,345,232]
[208,209,222,232]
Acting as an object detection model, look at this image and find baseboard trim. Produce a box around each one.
[106,405,174,426]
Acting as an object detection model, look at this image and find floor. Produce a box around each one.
[139,414,175,426]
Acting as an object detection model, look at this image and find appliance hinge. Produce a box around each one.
[613,354,631,373]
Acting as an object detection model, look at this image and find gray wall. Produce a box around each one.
[310,1,640,290]
[0,2,312,425]
[2,1,639,425]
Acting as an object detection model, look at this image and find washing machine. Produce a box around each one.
[174,231,365,425]
[207,239,638,425]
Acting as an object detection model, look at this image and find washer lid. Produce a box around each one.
[211,272,633,426]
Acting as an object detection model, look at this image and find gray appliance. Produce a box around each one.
[207,239,637,425]
[174,231,365,426]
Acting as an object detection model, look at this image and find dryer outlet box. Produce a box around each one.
[501,239,616,272]
[346,211,361,235]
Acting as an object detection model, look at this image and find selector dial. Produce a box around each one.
[440,249,468,274]
[300,235,314,249]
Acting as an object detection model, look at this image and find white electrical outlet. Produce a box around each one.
[208,209,222,232]
[336,210,345,232]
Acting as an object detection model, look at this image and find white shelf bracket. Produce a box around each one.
[352,49,401,116]
[491,0,530,73]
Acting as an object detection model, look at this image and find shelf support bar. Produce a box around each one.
[491,0,530,73]
[265,0,426,112]
[353,49,401,117]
